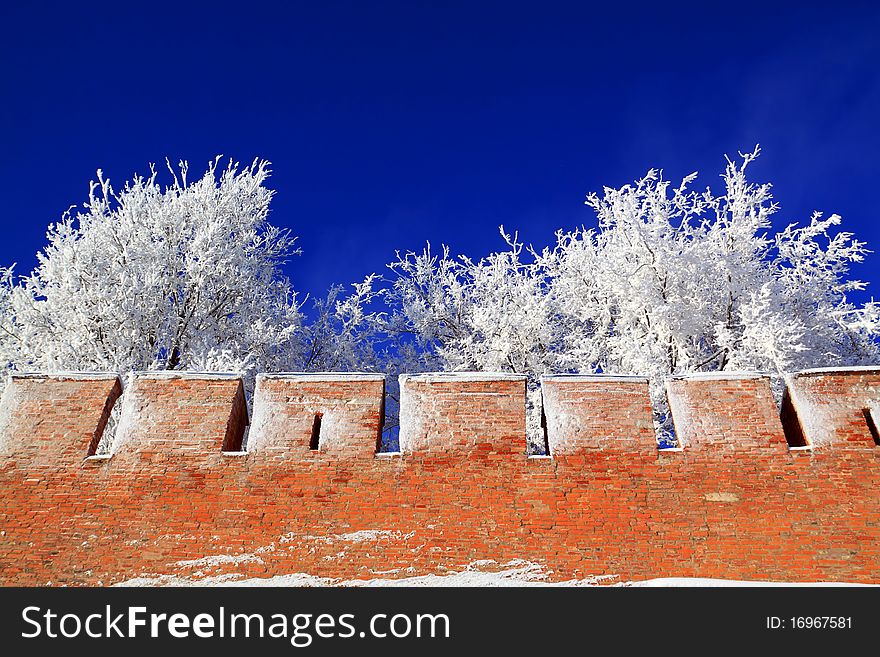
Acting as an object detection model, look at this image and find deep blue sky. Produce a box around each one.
[2,1,879,305]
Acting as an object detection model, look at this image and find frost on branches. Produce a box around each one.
[371,147,880,450]
[1,147,878,454]
[0,158,303,394]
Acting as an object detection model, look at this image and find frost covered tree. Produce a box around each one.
[547,147,879,399]
[379,234,559,444]
[370,147,880,449]
[0,157,303,390]
[298,275,389,374]
[2,147,877,454]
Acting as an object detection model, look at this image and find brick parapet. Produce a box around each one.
[0,368,877,586]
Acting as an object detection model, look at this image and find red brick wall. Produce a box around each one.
[398,373,526,455]
[248,373,384,458]
[540,375,655,455]
[0,373,121,466]
[109,372,248,464]
[666,373,786,450]
[782,367,880,448]
[1,369,878,586]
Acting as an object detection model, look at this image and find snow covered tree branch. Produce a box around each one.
[1,147,877,454]
[0,158,304,393]
[367,147,879,449]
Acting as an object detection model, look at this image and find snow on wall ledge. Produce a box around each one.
[665,374,785,450]
[781,367,880,448]
[0,368,878,586]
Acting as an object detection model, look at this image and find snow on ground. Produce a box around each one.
[285,529,416,544]
[115,560,873,587]
[626,578,873,587]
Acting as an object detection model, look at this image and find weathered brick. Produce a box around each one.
[782,367,880,448]
[248,373,384,458]
[0,368,878,586]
